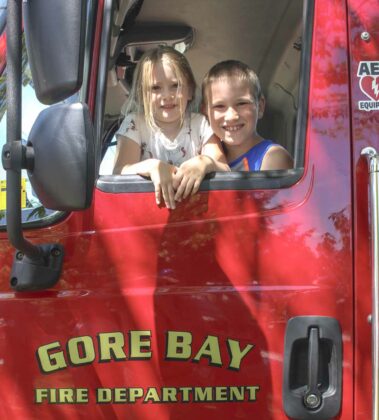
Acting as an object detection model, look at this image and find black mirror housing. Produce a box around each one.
[23,0,87,104]
[27,103,95,211]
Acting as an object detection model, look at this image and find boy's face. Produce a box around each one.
[205,76,264,152]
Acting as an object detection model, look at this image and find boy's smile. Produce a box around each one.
[206,76,265,161]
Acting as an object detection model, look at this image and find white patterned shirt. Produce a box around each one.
[116,113,214,166]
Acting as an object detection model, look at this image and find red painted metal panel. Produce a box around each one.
[348,0,379,418]
[0,0,359,418]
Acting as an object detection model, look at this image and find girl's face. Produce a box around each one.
[150,59,192,128]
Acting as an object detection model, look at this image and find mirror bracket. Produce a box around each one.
[2,141,34,172]
[10,244,64,292]
[2,140,63,292]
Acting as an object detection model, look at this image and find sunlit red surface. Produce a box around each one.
[348,0,379,419]
[0,0,377,418]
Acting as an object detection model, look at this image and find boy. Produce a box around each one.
[202,60,293,171]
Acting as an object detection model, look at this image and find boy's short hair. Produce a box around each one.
[202,60,262,105]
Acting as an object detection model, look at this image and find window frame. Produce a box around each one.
[96,0,314,194]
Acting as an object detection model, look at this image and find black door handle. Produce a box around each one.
[303,327,322,410]
[283,316,342,419]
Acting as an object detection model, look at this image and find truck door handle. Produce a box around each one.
[283,316,342,419]
[304,327,322,410]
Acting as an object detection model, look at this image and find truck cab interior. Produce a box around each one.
[100,0,308,178]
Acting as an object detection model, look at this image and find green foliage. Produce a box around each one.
[0,34,34,121]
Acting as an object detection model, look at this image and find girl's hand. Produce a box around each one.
[173,155,213,202]
[149,161,178,209]
[114,138,177,209]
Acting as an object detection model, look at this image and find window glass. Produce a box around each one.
[100,135,117,175]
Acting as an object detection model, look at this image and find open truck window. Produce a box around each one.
[99,0,309,193]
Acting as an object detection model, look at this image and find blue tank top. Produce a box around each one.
[229,140,274,171]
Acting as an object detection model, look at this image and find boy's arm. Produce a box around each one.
[260,145,293,170]
[113,135,177,209]
[173,135,230,201]
[201,135,231,172]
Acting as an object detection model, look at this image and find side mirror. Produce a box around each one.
[3,2,92,291]
[27,103,95,211]
[23,0,87,104]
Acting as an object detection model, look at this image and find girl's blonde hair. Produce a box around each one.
[124,46,196,130]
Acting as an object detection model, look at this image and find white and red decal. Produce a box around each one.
[357,61,379,111]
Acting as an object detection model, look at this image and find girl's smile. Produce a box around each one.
[151,60,192,132]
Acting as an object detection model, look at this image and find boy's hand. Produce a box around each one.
[149,161,177,209]
[173,155,213,202]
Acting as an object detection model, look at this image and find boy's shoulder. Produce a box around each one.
[239,140,274,159]
[229,140,274,170]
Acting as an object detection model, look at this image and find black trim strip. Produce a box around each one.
[81,0,98,103]
[94,0,113,173]
[294,0,314,168]
[97,169,303,193]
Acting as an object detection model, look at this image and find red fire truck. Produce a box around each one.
[0,0,379,418]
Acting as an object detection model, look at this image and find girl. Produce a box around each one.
[113,46,229,209]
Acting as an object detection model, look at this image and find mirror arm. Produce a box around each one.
[5,0,40,259]
[3,0,63,291]
[2,141,39,258]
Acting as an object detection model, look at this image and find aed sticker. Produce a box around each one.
[357,61,379,111]
[34,330,260,405]
[0,178,27,210]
